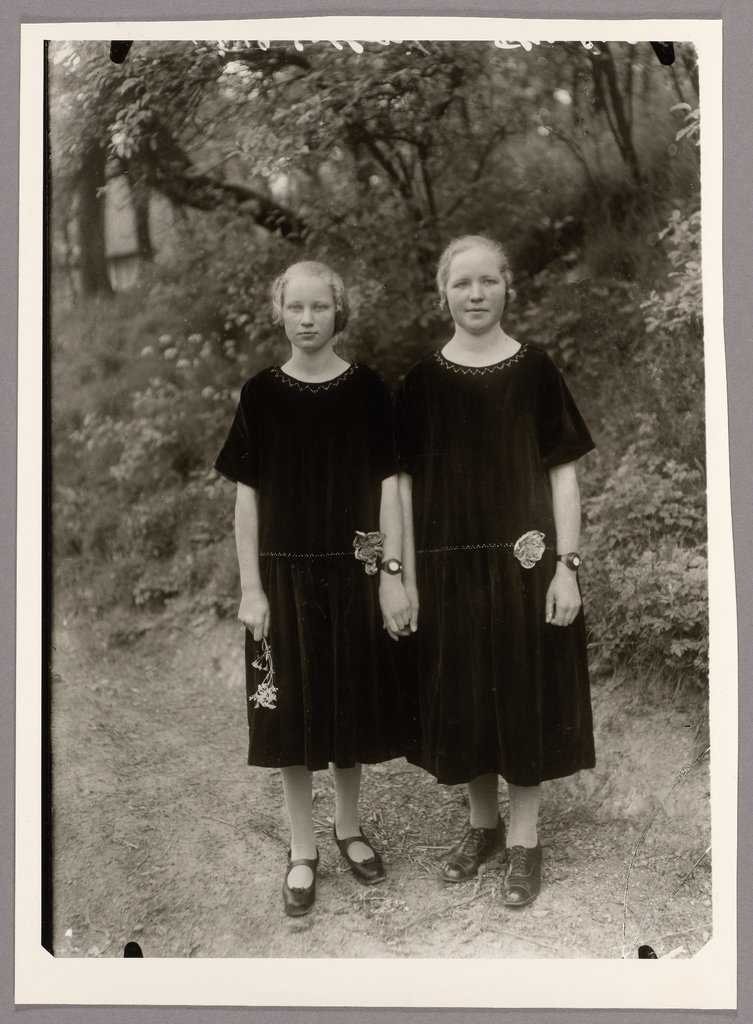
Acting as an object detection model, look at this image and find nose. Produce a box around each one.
[469,281,484,301]
[301,306,314,325]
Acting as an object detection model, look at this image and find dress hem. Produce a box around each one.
[247,752,407,771]
[404,753,597,788]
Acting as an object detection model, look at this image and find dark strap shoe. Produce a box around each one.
[334,825,386,885]
[503,842,543,907]
[442,818,505,883]
[282,849,319,917]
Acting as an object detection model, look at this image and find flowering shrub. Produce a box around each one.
[55,304,250,613]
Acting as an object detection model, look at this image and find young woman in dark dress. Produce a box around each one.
[396,236,596,907]
[215,261,412,916]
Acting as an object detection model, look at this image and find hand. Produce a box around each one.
[403,578,419,634]
[379,576,412,641]
[238,588,270,641]
[545,566,581,627]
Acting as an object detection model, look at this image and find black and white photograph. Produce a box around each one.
[14,14,735,1009]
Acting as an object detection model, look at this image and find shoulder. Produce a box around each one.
[519,344,565,385]
[521,343,558,370]
[399,353,439,387]
[353,363,388,388]
[236,366,275,404]
[240,366,274,388]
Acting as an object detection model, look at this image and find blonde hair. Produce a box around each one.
[435,235,515,312]
[270,261,350,334]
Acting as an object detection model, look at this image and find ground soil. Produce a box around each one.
[51,595,711,960]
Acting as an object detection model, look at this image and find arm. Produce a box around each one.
[379,474,412,640]
[235,482,270,641]
[398,470,419,632]
[545,462,582,627]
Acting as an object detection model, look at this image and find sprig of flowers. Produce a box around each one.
[248,637,278,709]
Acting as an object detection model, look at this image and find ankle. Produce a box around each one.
[334,819,360,840]
[506,831,538,849]
[469,813,499,831]
[290,841,317,861]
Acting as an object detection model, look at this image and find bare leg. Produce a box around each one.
[332,763,371,862]
[467,773,500,829]
[506,783,541,848]
[281,765,316,887]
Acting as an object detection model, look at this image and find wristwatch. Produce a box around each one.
[380,558,403,576]
[557,552,582,571]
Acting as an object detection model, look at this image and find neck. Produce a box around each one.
[443,324,520,366]
[283,344,347,381]
[450,324,508,352]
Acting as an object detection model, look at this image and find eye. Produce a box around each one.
[451,279,469,289]
[314,303,329,311]
[286,303,302,312]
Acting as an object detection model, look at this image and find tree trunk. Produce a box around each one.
[589,45,643,187]
[77,143,113,296]
[131,182,154,261]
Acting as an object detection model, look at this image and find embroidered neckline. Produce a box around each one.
[435,345,527,375]
[271,363,358,392]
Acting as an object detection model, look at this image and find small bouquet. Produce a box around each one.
[513,530,546,569]
[353,530,385,576]
[248,637,278,710]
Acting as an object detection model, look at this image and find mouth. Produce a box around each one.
[298,331,317,337]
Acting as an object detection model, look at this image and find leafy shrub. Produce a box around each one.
[598,547,707,678]
[584,415,707,686]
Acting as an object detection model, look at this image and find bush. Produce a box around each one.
[584,415,707,686]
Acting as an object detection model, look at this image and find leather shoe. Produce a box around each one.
[442,818,505,883]
[282,849,319,917]
[503,842,542,907]
[333,825,386,885]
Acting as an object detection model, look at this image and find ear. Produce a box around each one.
[334,306,349,334]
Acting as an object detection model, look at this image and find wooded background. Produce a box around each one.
[49,39,706,695]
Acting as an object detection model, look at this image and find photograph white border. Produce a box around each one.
[15,15,735,1009]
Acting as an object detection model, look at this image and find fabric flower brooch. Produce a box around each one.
[513,530,546,568]
[353,530,385,576]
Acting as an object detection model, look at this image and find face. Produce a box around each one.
[444,248,507,335]
[281,273,337,353]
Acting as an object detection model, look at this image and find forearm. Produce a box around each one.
[549,462,581,555]
[398,471,417,584]
[235,483,264,593]
[379,474,403,561]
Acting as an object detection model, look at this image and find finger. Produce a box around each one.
[262,610,270,638]
[385,624,400,641]
[410,606,419,632]
[386,614,399,636]
[545,589,555,624]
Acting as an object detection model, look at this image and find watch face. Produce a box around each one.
[383,559,402,574]
[571,555,582,569]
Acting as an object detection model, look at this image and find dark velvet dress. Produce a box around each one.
[395,344,596,786]
[215,363,403,771]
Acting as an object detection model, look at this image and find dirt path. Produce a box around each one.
[51,598,712,960]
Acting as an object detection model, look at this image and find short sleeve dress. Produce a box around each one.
[215,363,403,771]
[395,343,596,787]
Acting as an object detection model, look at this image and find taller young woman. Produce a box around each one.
[396,236,596,907]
